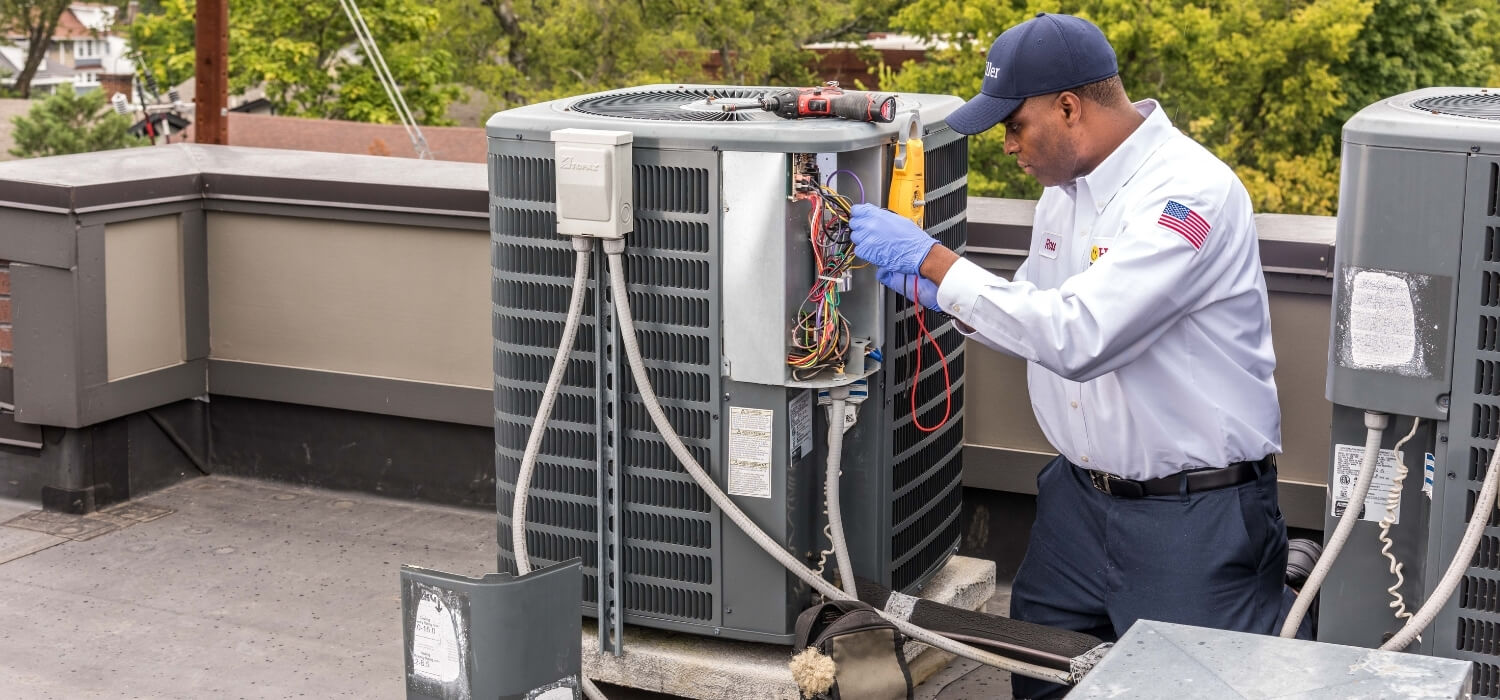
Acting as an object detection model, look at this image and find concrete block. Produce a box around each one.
[582,556,996,699]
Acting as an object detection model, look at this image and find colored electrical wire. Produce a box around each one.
[824,169,867,204]
[787,181,861,379]
[910,275,952,433]
[1379,417,1422,640]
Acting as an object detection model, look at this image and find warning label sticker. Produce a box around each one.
[412,596,462,684]
[729,406,774,499]
[790,391,814,462]
[1331,443,1406,524]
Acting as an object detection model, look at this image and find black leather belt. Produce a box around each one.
[1085,456,1275,498]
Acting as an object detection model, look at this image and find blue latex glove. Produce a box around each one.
[850,203,938,275]
[877,267,941,312]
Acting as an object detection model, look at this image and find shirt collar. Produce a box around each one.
[1073,99,1176,212]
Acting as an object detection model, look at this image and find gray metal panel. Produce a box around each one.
[717,381,814,644]
[400,560,582,700]
[77,223,108,389]
[182,209,210,360]
[1345,87,1500,155]
[12,263,81,427]
[1317,408,1436,648]
[1434,154,1500,690]
[208,359,492,426]
[0,209,76,268]
[486,84,963,154]
[1327,144,1465,419]
[74,199,201,226]
[720,151,793,386]
[0,143,486,215]
[1073,620,1472,699]
[202,199,487,230]
[80,360,207,425]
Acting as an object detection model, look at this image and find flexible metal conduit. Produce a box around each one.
[1281,411,1389,638]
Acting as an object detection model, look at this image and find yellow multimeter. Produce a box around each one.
[887,112,926,227]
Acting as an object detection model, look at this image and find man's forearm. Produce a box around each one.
[919,245,961,286]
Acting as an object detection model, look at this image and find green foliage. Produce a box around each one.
[882,0,1496,214]
[433,0,910,111]
[9,84,147,158]
[130,0,461,124]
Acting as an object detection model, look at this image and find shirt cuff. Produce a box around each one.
[935,257,995,325]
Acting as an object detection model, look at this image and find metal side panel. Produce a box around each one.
[1327,144,1466,420]
[720,150,793,387]
[1315,407,1436,649]
[1436,154,1500,696]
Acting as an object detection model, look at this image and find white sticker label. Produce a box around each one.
[729,406,774,499]
[1423,452,1436,499]
[1331,443,1406,524]
[790,391,814,461]
[412,597,462,684]
[1349,271,1416,368]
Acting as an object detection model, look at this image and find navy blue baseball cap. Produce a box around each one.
[947,13,1119,135]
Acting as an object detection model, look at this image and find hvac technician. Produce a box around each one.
[849,13,1286,699]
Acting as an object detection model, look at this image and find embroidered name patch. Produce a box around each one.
[1039,232,1061,259]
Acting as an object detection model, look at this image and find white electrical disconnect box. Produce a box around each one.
[551,128,634,239]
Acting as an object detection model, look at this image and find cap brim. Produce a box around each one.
[945,93,1022,135]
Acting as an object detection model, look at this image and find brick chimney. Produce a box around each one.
[99,73,134,103]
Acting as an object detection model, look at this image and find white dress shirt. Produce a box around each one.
[937,99,1281,480]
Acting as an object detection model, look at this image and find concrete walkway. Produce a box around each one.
[0,476,1015,699]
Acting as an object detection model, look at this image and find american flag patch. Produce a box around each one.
[1157,200,1211,249]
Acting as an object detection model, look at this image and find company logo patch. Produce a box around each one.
[984,62,1001,79]
[1090,245,1109,263]
[1039,233,1060,259]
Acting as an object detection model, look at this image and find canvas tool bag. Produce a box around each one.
[791,599,914,700]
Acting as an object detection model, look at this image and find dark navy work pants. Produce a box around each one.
[1010,456,1290,699]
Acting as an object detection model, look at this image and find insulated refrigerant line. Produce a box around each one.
[600,240,1075,684]
[1281,410,1389,638]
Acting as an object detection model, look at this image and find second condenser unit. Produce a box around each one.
[487,85,969,643]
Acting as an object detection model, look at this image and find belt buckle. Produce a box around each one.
[1089,470,1112,495]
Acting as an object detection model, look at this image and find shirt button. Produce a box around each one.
[1081,455,1090,463]
[1070,401,1078,409]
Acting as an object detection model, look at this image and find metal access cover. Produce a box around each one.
[1411,93,1500,120]
[1069,620,1472,699]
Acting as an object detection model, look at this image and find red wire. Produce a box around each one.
[910,275,952,433]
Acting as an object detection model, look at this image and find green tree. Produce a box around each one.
[0,0,70,98]
[434,0,911,111]
[9,83,146,157]
[129,0,460,124]
[883,0,1496,214]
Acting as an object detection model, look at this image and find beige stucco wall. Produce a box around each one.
[206,212,490,389]
[105,214,186,381]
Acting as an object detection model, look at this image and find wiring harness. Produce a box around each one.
[786,159,862,379]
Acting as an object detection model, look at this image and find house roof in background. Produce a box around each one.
[182,112,487,163]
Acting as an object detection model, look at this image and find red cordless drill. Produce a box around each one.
[752,82,898,123]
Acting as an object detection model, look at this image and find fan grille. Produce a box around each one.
[1411,94,1500,121]
[568,88,780,122]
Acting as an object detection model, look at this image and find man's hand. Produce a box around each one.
[851,203,938,274]
[877,268,941,311]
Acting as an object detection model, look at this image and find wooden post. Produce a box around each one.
[194,0,228,145]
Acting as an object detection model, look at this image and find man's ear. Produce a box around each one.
[1058,91,1084,126]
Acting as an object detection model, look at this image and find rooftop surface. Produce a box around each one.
[0,476,1013,699]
